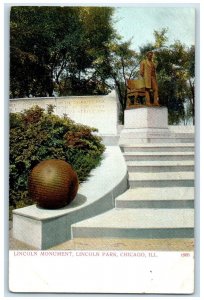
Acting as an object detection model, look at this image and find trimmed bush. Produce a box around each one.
[9,105,105,212]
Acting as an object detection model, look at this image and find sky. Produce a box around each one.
[113,7,195,51]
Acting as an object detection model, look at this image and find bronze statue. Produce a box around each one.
[140,51,159,106]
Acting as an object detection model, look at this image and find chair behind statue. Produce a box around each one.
[126,79,146,107]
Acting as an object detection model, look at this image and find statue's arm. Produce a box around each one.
[140,61,144,77]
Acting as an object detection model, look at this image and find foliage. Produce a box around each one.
[9,105,105,211]
[10,6,115,98]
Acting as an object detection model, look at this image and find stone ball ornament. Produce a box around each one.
[28,159,79,209]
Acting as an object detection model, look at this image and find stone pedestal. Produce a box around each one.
[124,107,168,129]
[120,107,170,144]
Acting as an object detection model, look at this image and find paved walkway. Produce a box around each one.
[9,228,194,251]
[50,238,194,251]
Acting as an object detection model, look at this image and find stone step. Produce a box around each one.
[121,143,194,153]
[128,172,194,188]
[119,137,194,144]
[115,187,194,209]
[123,151,194,161]
[72,208,194,239]
[126,160,194,172]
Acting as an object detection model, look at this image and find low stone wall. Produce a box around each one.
[9,90,119,135]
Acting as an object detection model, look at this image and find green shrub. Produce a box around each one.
[9,105,105,212]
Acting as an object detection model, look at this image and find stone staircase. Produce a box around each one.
[71,142,194,240]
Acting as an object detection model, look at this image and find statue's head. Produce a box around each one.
[146,51,154,60]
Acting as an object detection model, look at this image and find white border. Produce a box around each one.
[2,1,202,299]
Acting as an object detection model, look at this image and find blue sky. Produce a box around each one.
[113,7,195,51]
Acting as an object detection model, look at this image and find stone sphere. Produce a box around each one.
[28,159,79,209]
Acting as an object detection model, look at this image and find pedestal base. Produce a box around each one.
[124,107,168,129]
[120,107,194,144]
[120,107,169,144]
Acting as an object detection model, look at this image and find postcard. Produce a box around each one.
[8,3,196,295]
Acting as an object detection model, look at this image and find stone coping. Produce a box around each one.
[9,90,117,101]
[12,194,87,221]
[12,146,128,221]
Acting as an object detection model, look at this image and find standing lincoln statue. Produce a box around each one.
[140,51,159,106]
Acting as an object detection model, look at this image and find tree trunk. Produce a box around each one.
[115,80,125,124]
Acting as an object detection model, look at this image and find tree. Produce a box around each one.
[100,40,140,123]
[156,42,195,124]
[183,45,195,124]
[10,6,90,97]
[10,6,115,98]
[57,6,115,96]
